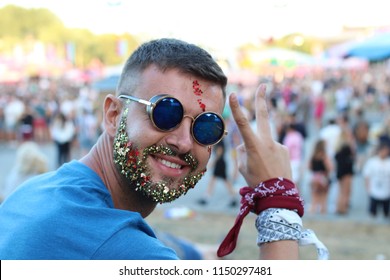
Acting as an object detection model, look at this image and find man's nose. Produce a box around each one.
[165,116,194,153]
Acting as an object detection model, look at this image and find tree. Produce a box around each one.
[0,5,64,39]
[0,5,140,68]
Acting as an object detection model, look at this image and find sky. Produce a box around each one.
[1,0,390,53]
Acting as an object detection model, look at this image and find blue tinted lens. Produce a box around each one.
[193,113,224,145]
[152,97,183,130]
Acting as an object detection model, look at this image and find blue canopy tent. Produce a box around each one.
[91,74,120,93]
[91,75,121,115]
[345,32,390,62]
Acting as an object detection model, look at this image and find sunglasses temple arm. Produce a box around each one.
[118,95,152,106]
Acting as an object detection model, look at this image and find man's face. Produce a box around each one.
[113,65,225,203]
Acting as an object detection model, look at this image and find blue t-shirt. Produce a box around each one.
[0,161,178,260]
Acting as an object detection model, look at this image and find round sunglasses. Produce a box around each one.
[118,94,227,146]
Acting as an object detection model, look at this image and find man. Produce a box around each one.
[0,39,313,260]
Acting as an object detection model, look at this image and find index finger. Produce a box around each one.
[228,91,257,150]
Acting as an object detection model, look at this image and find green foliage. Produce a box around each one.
[0,5,63,39]
[0,4,139,67]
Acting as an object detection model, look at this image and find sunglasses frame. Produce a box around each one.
[118,94,227,146]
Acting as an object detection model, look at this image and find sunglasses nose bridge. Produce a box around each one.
[183,114,196,138]
[183,114,195,122]
[166,115,195,152]
[182,115,196,134]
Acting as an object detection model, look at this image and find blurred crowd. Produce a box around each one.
[1,61,390,221]
[225,61,390,220]
[0,77,101,163]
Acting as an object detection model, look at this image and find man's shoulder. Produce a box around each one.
[92,218,179,259]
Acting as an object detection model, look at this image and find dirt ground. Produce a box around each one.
[146,208,390,260]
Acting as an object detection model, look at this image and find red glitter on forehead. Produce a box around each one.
[193,80,206,112]
[193,80,203,96]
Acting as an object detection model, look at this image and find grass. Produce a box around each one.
[146,208,390,260]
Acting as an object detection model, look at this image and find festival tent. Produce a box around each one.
[345,32,390,62]
[91,64,123,92]
[249,47,315,67]
[91,74,120,116]
[313,53,369,70]
[323,40,359,59]
[92,74,120,92]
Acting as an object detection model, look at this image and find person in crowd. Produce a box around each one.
[278,112,307,144]
[197,138,238,208]
[377,114,390,147]
[1,141,49,203]
[19,102,35,142]
[334,115,356,215]
[319,116,341,161]
[362,142,390,220]
[76,108,99,157]
[50,112,76,167]
[282,123,305,186]
[352,118,372,173]
[308,139,333,214]
[311,87,326,130]
[32,96,50,143]
[0,38,326,260]
[225,102,246,185]
[4,94,24,143]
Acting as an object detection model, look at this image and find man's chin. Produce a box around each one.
[136,169,204,203]
[135,181,180,204]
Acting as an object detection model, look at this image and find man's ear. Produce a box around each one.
[103,94,122,137]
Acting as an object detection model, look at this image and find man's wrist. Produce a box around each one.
[255,208,330,260]
[256,208,302,245]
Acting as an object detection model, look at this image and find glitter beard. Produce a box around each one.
[113,104,205,203]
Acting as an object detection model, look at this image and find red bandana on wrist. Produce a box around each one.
[217,177,304,257]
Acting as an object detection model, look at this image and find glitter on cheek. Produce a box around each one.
[127,146,140,168]
[192,80,206,112]
[113,105,150,184]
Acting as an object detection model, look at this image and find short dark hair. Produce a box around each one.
[117,38,227,99]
